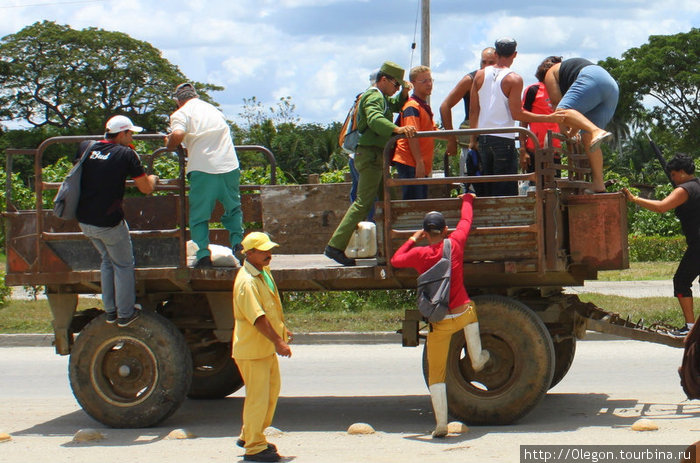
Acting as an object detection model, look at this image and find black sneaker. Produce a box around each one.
[117,308,141,327]
[194,255,213,269]
[671,325,690,337]
[233,243,245,266]
[324,245,356,266]
[236,439,276,451]
[243,446,281,462]
[105,311,117,324]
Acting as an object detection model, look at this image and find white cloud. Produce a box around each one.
[0,0,698,127]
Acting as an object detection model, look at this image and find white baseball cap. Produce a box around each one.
[105,115,144,135]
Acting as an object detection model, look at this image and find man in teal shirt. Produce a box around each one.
[325,61,417,266]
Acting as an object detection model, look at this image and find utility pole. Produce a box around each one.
[421,0,430,68]
[421,0,430,104]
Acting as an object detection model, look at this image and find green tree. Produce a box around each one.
[602,28,700,154]
[0,20,221,134]
[236,97,343,182]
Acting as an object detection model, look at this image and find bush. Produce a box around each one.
[629,235,686,262]
[320,167,349,184]
[624,183,682,236]
[282,289,416,313]
[0,271,11,308]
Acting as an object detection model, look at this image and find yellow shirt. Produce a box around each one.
[232,260,287,360]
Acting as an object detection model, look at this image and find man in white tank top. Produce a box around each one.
[469,38,563,196]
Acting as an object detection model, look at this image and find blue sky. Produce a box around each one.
[1,0,699,128]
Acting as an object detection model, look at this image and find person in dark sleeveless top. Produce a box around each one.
[440,47,497,192]
[544,58,619,192]
[623,153,700,337]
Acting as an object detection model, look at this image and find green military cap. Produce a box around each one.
[379,61,405,83]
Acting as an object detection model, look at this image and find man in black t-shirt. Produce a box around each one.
[77,115,158,327]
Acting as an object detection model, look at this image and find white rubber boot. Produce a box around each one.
[464,322,490,372]
[429,382,448,438]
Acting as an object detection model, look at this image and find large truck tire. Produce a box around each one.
[188,342,244,399]
[422,295,555,425]
[69,311,192,428]
[550,337,576,389]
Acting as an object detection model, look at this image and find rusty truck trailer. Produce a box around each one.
[3,129,679,429]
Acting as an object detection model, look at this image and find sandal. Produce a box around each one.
[589,131,612,153]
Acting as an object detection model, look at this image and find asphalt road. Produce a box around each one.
[1,339,698,463]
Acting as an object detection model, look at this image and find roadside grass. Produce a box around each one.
[285,309,405,333]
[597,261,676,281]
[578,294,684,329]
[0,297,102,333]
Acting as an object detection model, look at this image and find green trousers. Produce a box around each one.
[188,169,243,260]
[328,145,383,250]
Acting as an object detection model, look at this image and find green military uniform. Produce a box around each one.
[327,67,407,251]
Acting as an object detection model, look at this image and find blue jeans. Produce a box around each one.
[394,162,428,200]
[188,169,243,260]
[478,135,518,197]
[558,65,619,128]
[79,220,136,318]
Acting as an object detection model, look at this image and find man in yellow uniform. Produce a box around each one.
[232,232,292,462]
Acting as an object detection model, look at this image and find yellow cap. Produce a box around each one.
[241,232,279,252]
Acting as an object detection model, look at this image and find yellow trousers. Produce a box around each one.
[235,354,281,455]
[426,303,478,386]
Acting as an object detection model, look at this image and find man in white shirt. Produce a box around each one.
[469,38,562,196]
[165,83,243,268]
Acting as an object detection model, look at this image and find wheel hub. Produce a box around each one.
[456,333,519,394]
[91,337,159,407]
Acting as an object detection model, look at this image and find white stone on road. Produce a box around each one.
[0,341,698,462]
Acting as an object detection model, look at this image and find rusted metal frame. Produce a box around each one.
[27,136,279,274]
[4,149,35,213]
[560,165,593,174]
[306,279,328,291]
[43,178,185,191]
[391,224,537,239]
[167,278,193,292]
[176,146,188,269]
[387,172,536,186]
[3,149,35,260]
[81,281,102,292]
[533,135,546,276]
[32,134,169,274]
[382,127,541,275]
[236,145,278,185]
[382,138,397,275]
[584,318,683,348]
[41,229,180,240]
[549,132,591,182]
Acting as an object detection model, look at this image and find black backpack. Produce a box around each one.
[52,141,95,220]
[416,239,452,323]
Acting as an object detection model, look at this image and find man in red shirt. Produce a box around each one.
[390,193,489,438]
